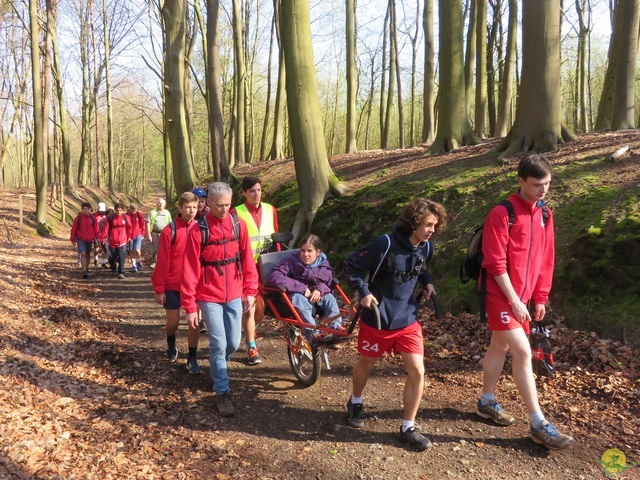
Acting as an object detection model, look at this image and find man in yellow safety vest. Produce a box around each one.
[232,176,280,365]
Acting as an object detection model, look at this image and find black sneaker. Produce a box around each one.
[399,426,433,451]
[347,399,364,428]
[199,319,207,334]
[166,345,178,362]
[83,271,89,279]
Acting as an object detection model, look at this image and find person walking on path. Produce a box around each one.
[93,202,108,268]
[231,176,280,366]
[146,198,172,268]
[70,202,99,279]
[343,198,447,451]
[104,202,132,279]
[126,203,146,272]
[151,192,202,374]
[475,154,573,450]
[181,183,259,417]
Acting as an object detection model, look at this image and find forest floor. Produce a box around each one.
[1,135,639,479]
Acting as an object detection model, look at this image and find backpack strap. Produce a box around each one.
[169,221,177,247]
[370,234,391,283]
[199,213,243,277]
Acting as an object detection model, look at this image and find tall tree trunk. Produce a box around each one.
[474,0,487,136]
[486,0,501,136]
[421,0,435,146]
[408,0,420,147]
[77,2,90,185]
[184,2,197,173]
[595,0,640,130]
[495,0,516,137]
[379,7,389,147]
[43,0,54,186]
[260,11,276,161]
[280,0,347,242]
[381,0,395,149]
[464,0,477,117]
[392,0,404,149]
[429,1,478,153]
[495,0,575,158]
[232,0,247,164]
[345,0,357,153]
[575,0,588,133]
[30,0,47,224]
[103,0,114,192]
[205,0,232,182]
[161,0,196,195]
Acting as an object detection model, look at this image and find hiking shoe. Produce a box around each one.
[530,422,574,450]
[83,271,89,279]
[186,357,202,374]
[476,400,515,426]
[399,426,433,451]
[94,259,98,267]
[347,399,365,428]
[102,263,108,269]
[216,391,235,417]
[136,261,143,271]
[166,345,178,362]
[199,319,207,334]
[131,265,138,272]
[118,273,125,279]
[247,347,262,365]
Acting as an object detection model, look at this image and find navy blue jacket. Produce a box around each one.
[344,224,433,330]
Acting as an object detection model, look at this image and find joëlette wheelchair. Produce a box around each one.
[255,232,380,387]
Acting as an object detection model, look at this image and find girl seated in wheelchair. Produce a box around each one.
[268,234,344,340]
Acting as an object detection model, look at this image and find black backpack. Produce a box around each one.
[460,199,549,321]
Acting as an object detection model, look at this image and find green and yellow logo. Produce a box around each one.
[599,448,636,478]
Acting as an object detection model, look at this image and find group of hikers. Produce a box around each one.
[71,154,574,452]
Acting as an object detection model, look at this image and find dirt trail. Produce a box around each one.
[0,186,637,479]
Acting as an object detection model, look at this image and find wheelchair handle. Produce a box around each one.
[349,301,382,333]
[416,290,443,320]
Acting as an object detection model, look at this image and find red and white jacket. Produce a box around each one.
[103,214,132,248]
[70,213,98,243]
[181,213,258,314]
[127,211,146,238]
[151,215,196,294]
[482,191,555,306]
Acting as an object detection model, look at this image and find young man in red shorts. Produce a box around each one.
[343,198,447,451]
[476,154,573,450]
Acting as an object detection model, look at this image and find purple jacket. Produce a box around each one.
[268,251,334,296]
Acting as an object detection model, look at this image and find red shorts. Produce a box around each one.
[486,295,531,335]
[357,321,424,357]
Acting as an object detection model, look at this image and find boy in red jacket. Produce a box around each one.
[70,202,98,279]
[181,182,258,417]
[476,154,573,450]
[151,192,202,373]
[104,202,132,279]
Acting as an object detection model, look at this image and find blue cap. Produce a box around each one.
[192,187,207,198]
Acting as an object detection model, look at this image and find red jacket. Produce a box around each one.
[104,214,132,248]
[127,211,146,238]
[93,212,108,242]
[481,192,555,306]
[151,216,195,294]
[181,213,259,314]
[70,213,98,243]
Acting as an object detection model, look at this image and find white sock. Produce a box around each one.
[530,411,546,429]
[401,420,415,432]
[350,394,363,405]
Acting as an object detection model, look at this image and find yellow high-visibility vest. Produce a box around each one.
[235,203,276,261]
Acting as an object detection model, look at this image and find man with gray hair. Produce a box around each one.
[146,198,172,268]
[181,182,259,417]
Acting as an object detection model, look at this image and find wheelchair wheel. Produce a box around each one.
[286,329,321,387]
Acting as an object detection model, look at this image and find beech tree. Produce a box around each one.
[161,0,196,194]
[429,0,478,153]
[594,0,640,131]
[345,0,357,153]
[495,0,575,157]
[280,0,346,241]
[421,0,435,146]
